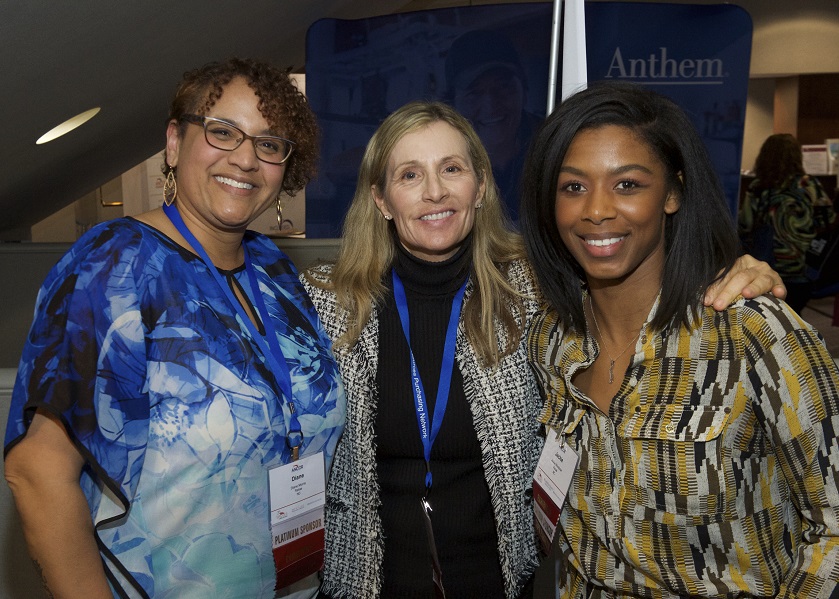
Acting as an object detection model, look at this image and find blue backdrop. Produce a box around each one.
[304,2,752,238]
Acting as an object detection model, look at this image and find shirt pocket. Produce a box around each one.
[616,397,738,527]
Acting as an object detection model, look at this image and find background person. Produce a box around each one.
[739,133,836,312]
[521,81,839,598]
[445,29,544,222]
[303,100,784,598]
[4,58,345,599]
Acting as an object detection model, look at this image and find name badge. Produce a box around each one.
[268,452,326,589]
[533,429,579,544]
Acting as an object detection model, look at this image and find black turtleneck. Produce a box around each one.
[375,235,505,598]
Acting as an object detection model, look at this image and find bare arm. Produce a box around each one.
[4,410,113,599]
[703,254,787,311]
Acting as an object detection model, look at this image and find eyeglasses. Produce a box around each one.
[181,114,295,165]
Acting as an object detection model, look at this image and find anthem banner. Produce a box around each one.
[305,2,752,238]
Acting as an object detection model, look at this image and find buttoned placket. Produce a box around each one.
[565,320,657,549]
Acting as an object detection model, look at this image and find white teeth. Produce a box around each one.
[586,236,624,247]
[215,176,254,190]
[420,210,454,221]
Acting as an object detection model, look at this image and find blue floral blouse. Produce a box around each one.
[4,218,346,598]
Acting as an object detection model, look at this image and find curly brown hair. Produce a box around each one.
[165,57,319,195]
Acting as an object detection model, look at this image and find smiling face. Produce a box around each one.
[165,77,287,235]
[555,125,680,289]
[373,120,485,262]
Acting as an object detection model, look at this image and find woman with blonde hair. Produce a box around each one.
[303,100,783,598]
[304,101,542,598]
[317,101,528,365]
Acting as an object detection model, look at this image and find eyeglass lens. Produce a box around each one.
[203,119,293,164]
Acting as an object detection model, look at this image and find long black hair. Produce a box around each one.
[520,81,740,333]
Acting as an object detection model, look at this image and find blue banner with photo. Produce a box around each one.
[304,2,752,238]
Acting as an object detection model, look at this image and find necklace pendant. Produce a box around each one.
[608,359,615,384]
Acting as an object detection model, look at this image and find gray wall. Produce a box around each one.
[0,368,41,598]
[0,244,72,369]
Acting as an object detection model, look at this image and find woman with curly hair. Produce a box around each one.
[4,57,345,598]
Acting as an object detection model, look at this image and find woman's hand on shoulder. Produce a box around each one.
[703,254,787,311]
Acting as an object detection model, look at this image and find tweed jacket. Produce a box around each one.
[301,258,544,598]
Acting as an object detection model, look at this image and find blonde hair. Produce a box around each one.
[307,101,528,367]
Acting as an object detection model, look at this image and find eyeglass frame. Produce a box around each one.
[180,114,296,165]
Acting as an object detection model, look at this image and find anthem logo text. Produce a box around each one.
[605,47,725,84]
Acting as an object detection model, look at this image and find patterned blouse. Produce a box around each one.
[4,219,346,599]
[528,293,839,598]
[739,174,836,281]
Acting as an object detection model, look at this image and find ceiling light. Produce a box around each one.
[36,107,101,145]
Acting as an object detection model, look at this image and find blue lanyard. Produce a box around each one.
[163,204,303,456]
[392,269,467,490]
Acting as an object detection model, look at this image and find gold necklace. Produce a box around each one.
[587,296,641,384]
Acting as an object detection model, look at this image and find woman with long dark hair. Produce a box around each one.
[521,82,839,597]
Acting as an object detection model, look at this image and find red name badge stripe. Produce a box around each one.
[274,529,325,589]
[533,479,562,525]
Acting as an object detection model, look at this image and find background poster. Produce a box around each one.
[305,2,752,238]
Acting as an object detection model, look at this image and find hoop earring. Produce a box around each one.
[276,195,284,230]
[163,170,178,207]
